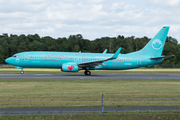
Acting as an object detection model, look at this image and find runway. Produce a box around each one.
[0,107,180,115]
[0,73,180,79]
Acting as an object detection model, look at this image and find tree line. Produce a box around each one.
[0,33,179,64]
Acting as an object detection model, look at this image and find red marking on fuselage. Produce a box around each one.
[68,65,74,71]
[45,55,50,57]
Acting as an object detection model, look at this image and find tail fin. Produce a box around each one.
[140,26,169,57]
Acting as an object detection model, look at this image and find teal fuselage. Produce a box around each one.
[7,51,162,70]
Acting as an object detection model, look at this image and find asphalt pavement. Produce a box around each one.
[0,73,180,79]
[0,107,180,115]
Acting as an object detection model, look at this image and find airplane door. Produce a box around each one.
[137,57,141,66]
[24,53,30,62]
[23,53,30,67]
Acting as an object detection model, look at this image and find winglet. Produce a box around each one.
[109,47,121,60]
[103,49,107,54]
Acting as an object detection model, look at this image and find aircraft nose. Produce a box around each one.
[5,58,11,64]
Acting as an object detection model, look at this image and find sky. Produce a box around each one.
[0,0,180,43]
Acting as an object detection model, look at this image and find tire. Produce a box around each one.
[84,71,87,75]
[86,71,91,76]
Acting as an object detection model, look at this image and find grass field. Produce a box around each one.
[1,69,180,119]
[0,79,180,108]
[1,114,180,120]
[1,68,180,74]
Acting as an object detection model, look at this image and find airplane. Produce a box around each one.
[5,26,174,75]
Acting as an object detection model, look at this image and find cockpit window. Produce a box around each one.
[13,55,18,58]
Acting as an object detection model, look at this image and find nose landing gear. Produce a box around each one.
[84,70,91,76]
[20,69,24,74]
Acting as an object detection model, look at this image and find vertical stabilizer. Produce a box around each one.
[140,26,169,57]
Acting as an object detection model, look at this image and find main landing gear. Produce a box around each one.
[84,70,91,76]
[20,69,24,74]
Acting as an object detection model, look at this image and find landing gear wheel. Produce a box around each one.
[84,71,87,75]
[84,70,91,76]
[20,70,24,74]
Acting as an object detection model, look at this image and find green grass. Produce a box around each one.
[1,114,180,120]
[1,79,180,99]
[0,79,180,108]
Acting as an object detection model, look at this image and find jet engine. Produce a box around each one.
[61,63,79,72]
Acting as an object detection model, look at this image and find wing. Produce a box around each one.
[78,47,121,68]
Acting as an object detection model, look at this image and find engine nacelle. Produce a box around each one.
[61,63,79,72]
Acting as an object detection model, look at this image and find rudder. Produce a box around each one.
[140,26,169,57]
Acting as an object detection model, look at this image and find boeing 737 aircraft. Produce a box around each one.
[5,26,173,75]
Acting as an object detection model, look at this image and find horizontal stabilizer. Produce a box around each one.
[150,55,174,60]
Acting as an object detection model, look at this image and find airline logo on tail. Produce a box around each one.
[151,39,162,50]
